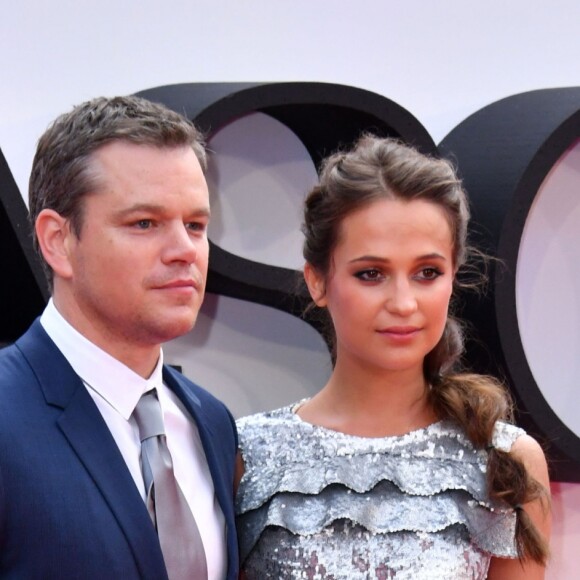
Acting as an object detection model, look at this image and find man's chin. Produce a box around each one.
[159,315,198,342]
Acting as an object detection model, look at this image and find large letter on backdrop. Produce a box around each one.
[136,82,436,325]
[0,148,48,346]
[440,87,580,481]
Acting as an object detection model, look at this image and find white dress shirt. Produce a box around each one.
[41,299,226,579]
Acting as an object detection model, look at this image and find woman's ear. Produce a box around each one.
[35,209,74,279]
[304,262,327,307]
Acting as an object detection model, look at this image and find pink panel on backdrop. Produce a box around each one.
[547,483,580,579]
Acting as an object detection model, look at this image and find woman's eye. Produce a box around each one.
[418,267,443,280]
[355,269,382,282]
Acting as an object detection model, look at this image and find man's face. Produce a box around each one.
[56,141,210,368]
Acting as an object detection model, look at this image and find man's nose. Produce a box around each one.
[161,223,198,264]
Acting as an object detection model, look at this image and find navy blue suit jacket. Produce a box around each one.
[0,320,239,579]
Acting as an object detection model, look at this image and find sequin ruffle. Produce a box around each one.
[237,480,517,561]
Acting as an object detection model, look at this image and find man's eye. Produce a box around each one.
[135,219,152,229]
[187,222,206,232]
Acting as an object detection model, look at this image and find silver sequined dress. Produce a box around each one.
[236,402,524,579]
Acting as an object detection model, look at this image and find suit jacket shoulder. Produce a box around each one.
[0,322,161,578]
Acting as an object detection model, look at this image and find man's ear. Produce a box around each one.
[304,262,327,307]
[35,209,75,279]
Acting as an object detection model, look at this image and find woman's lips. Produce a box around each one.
[377,326,420,341]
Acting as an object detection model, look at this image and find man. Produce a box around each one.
[0,96,238,579]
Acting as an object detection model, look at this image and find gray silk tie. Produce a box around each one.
[133,390,208,580]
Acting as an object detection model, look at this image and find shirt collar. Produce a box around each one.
[40,299,164,419]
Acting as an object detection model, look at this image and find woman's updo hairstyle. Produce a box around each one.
[303,135,468,371]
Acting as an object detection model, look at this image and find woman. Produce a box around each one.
[235,135,550,579]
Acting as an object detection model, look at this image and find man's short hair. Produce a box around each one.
[29,95,206,286]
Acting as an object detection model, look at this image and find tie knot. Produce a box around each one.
[133,390,165,441]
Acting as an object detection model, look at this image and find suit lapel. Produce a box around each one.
[163,368,228,502]
[17,321,168,580]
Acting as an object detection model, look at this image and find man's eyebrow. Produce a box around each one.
[113,204,211,218]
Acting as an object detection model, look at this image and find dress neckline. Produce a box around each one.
[289,398,443,441]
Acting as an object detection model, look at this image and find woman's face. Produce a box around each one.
[305,198,455,376]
